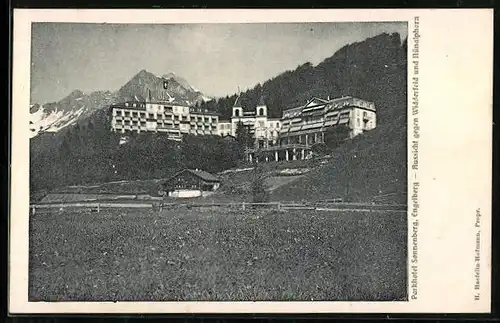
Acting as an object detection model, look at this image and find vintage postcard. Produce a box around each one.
[10,9,492,314]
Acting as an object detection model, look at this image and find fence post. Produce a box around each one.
[242,202,246,211]
[97,203,100,213]
[31,206,35,216]
[277,202,281,211]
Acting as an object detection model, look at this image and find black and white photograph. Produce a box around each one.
[10,8,493,314]
[27,20,409,302]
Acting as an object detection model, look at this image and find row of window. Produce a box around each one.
[233,108,266,117]
[115,114,217,123]
[115,120,146,126]
[113,109,217,123]
[114,120,217,130]
[122,102,146,108]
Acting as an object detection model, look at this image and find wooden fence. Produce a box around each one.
[30,200,407,215]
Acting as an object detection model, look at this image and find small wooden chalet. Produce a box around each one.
[221,134,237,142]
[161,169,221,198]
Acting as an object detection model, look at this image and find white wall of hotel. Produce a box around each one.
[215,102,282,147]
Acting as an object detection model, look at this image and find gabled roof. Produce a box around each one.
[221,134,237,140]
[187,169,220,182]
[165,168,221,183]
[305,97,329,107]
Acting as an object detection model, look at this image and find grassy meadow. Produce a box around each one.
[29,207,407,301]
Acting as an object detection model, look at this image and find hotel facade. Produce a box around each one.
[110,94,219,141]
[246,96,377,163]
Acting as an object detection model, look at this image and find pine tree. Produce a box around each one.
[251,164,269,203]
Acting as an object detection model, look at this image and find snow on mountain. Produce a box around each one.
[30,90,115,138]
[30,106,87,138]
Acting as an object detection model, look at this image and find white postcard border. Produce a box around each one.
[10,8,493,314]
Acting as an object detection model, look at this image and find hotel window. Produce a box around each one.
[357,118,360,127]
[259,121,265,128]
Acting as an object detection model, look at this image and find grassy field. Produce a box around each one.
[29,207,407,301]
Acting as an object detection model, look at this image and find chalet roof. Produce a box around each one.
[221,134,237,141]
[187,169,220,182]
[166,168,221,183]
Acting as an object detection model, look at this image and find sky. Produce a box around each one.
[30,22,407,104]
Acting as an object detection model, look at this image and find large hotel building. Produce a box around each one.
[109,90,376,162]
[245,96,376,162]
[110,91,219,141]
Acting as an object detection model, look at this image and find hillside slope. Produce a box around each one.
[271,119,407,204]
